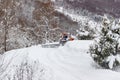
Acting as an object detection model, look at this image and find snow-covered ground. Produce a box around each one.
[0,40,120,80]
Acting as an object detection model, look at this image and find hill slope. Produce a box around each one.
[55,0,120,17]
[0,40,120,80]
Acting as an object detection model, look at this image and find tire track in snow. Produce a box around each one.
[44,48,88,80]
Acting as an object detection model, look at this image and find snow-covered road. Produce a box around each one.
[28,40,120,80]
[1,40,120,80]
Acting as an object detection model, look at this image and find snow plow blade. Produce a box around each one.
[41,43,60,48]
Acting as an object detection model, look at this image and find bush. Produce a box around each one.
[89,16,120,69]
[77,34,94,40]
[0,56,51,80]
[77,21,95,40]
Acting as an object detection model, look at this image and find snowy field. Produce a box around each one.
[0,40,120,80]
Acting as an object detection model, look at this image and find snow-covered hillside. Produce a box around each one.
[55,0,120,18]
[0,40,120,80]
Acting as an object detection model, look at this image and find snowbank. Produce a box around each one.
[1,40,120,80]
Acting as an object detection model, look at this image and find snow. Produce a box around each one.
[51,0,55,2]
[55,6,100,38]
[55,7,90,22]
[77,31,89,36]
[106,55,120,69]
[1,40,120,80]
[107,55,116,69]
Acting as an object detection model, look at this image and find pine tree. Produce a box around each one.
[89,16,120,69]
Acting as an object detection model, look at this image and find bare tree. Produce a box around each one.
[0,55,50,80]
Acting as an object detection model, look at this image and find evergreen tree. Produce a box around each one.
[89,16,120,69]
